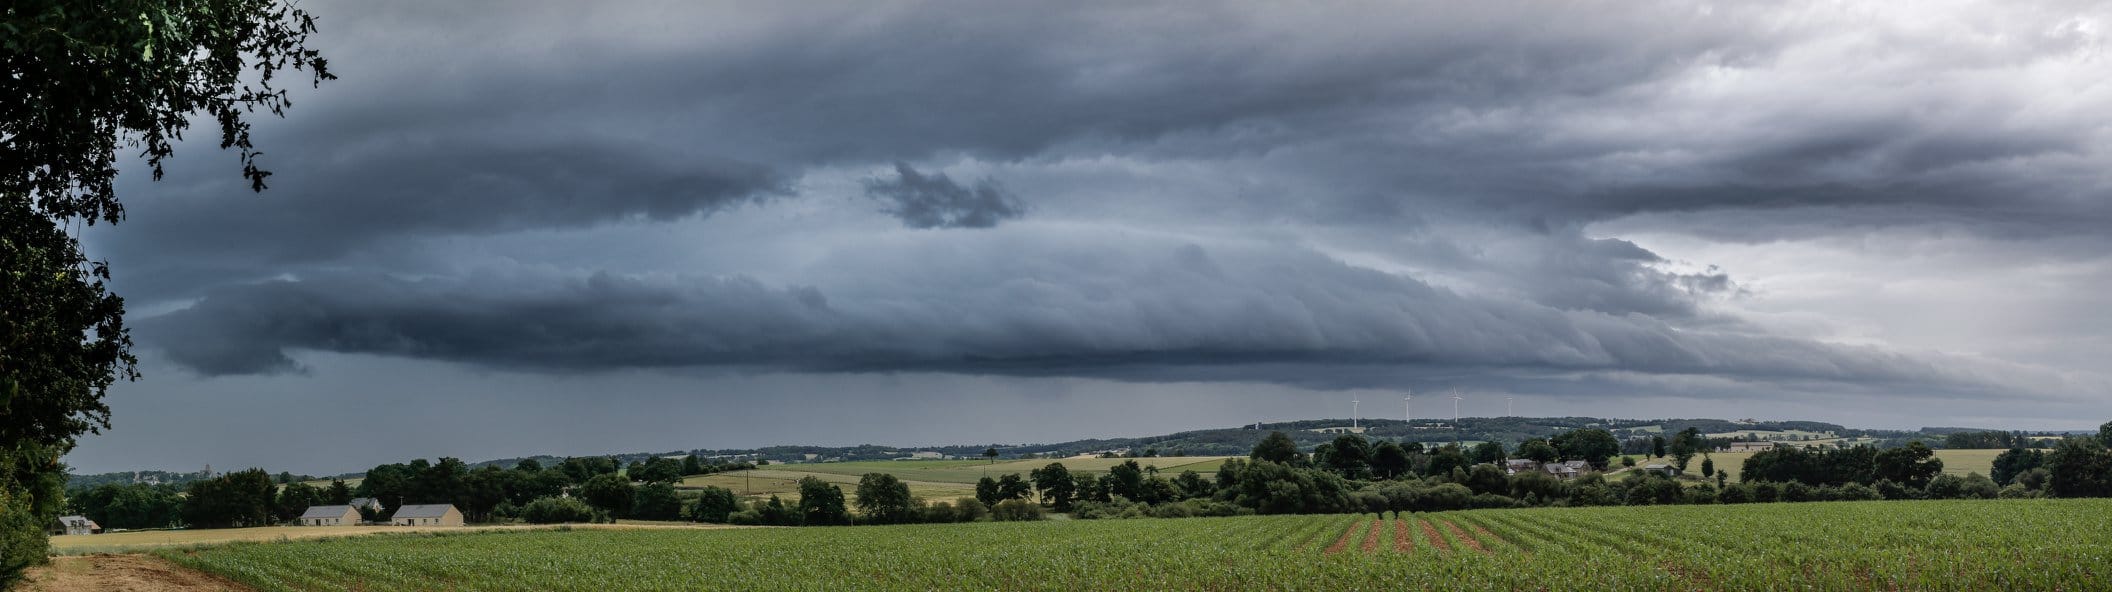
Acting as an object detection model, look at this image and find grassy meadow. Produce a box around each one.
[162,499,2112,591]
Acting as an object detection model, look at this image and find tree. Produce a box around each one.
[975,476,1001,507]
[1551,429,1621,470]
[996,473,1032,502]
[1516,439,1559,464]
[1029,463,1075,511]
[689,487,740,523]
[578,474,636,518]
[2099,421,2112,449]
[1325,434,1374,478]
[1873,441,1944,489]
[983,447,999,464]
[1250,432,1303,465]
[1669,428,1703,472]
[181,469,276,528]
[853,473,913,524]
[325,479,353,505]
[2046,437,2112,498]
[272,481,321,523]
[629,457,684,484]
[1992,447,2047,486]
[1700,457,1716,479]
[1107,461,1146,501]
[793,478,849,526]
[1371,442,1410,479]
[1650,436,1667,459]
[3,2,332,581]
[1470,441,1506,465]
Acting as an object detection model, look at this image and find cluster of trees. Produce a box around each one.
[681,473,1042,527]
[1034,423,2112,520]
[1943,431,2038,450]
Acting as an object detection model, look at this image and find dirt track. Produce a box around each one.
[20,555,251,592]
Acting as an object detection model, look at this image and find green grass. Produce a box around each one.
[163,499,2112,591]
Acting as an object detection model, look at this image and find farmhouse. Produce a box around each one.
[1642,463,1678,476]
[1504,459,1541,475]
[299,505,361,526]
[1542,460,1592,480]
[1728,441,1779,452]
[349,497,383,513]
[391,504,464,526]
[47,515,100,536]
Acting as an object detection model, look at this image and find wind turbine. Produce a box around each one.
[1350,399,1360,430]
[1403,391,1413,424]
[1506,396,1515,417]
[1451,391,1465,445]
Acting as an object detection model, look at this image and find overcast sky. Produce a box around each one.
[65,0,2112,475]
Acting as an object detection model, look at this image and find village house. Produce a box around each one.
[47,515,100,536]
[1541,460,1592,480]
[1727,441,1779,452]
[391,504,464,527]
[1504,459,1540,475]
[299,505,361,526]
[349,497,383,513]
[1642,463,1679,477]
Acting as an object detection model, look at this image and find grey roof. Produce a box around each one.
[393,504,457,519]
[299,505,357,519]
[56,515,97,527]
[349,497,380,508]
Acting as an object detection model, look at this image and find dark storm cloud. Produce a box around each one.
[91,0,2112,409]
[139,237,2046,400]
[864,163,1026,229]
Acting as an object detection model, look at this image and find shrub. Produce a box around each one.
[990,499,1044,522]
[1836,483,1881,501]
[952,498,989,522]
[520,496,603,524]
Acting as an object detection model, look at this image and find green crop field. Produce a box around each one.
[162,499,2112,591]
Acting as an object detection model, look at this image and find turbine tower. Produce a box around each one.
[1506,396,1515,417]
[1451,392,1463,423]
[1403,391,1413,424]
[1351,399,1360,430]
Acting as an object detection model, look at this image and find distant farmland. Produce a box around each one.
[165,499,2112,591]
[679,456,1235,501]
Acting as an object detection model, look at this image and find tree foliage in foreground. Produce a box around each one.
[2,0,332,585]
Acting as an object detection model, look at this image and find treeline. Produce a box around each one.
[65,454,760,530]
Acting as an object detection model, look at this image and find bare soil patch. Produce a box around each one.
[1323,520,1366,554]
[20,554,252,592]
[1359,519,1382,553]
[1392,519,1413,552]
[1418,520,1451,553]
[1442,521,1488,554]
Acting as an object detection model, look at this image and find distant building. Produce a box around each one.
[391,504,464,527]
[907,451,943,460]
[348,497,384,513]
[1728,441,1779,452]
[48,515,100,536]
[1504,459,1541,475]
[1542,460,1592,480]
[1308,426,1368,435]
[298,505,360,526]
[1642,464,1679,477]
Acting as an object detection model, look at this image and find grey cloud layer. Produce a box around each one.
[142,235,2051,400]
[99,0,2112,407]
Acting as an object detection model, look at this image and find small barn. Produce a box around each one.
[299,505,361,526]
[391,504,464,527]
[1642,463,1679,477]
[48,515,100,536]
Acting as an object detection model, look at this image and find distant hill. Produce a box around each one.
[71,416,2078,484]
